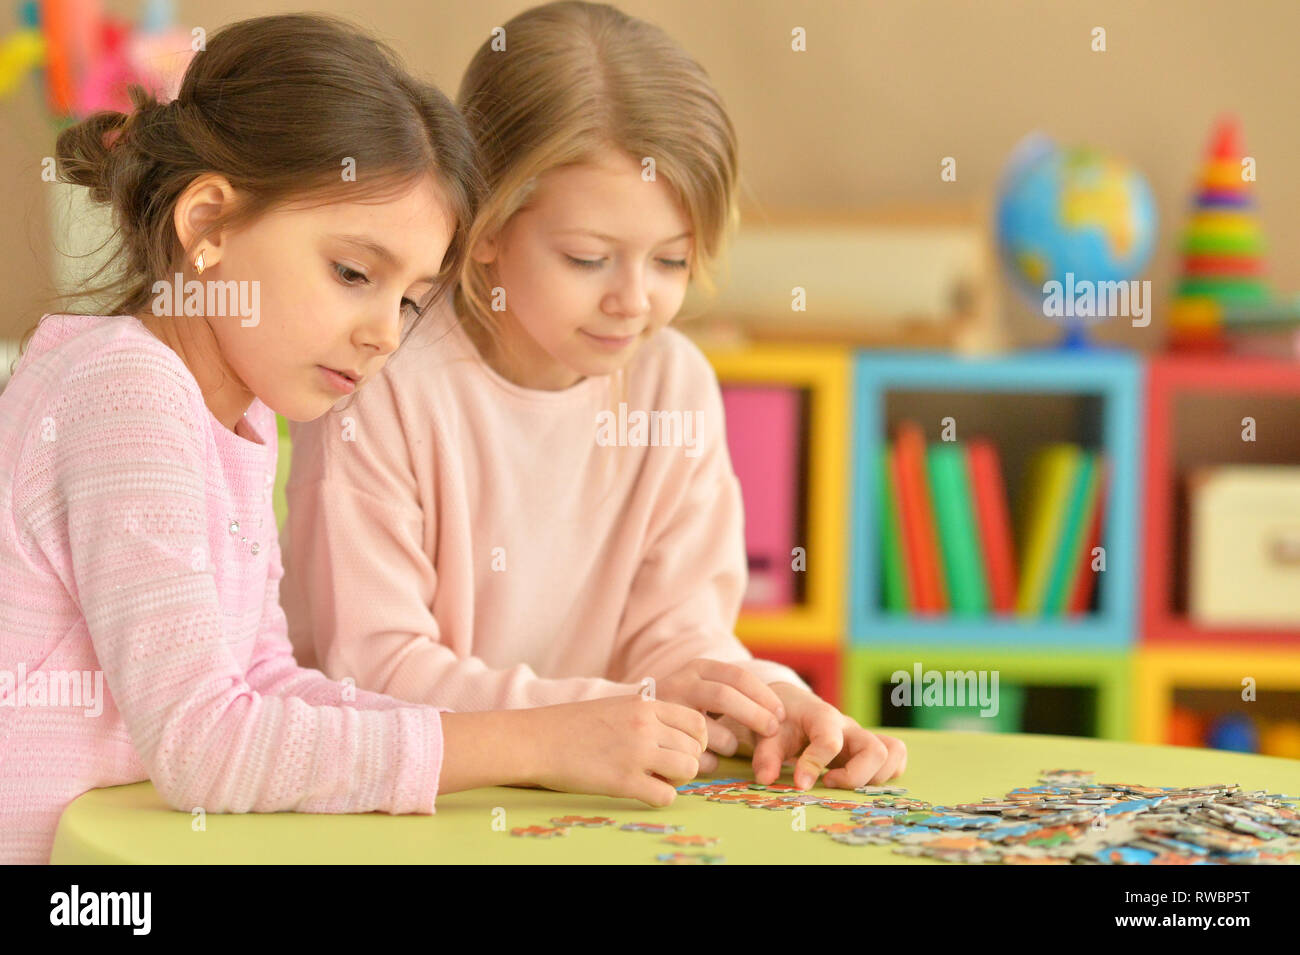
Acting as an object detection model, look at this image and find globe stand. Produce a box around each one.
[1028,320,1127,355]
[1059,323,1091,352]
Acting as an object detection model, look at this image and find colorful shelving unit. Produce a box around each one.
[1137,354,1300,749]
[850,350,1142,649]
[704,345,1145,739]
[706,344,851,650]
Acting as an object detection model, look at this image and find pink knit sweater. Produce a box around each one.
[0,314,445,865]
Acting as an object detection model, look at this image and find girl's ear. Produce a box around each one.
[470,232,499,265]
[173,173,238,270]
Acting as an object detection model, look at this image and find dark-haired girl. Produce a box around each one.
[0,13,708,864]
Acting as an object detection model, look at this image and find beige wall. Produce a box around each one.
[5,0,1299,346]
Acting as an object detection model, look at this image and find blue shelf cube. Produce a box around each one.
[849,349,1142,649]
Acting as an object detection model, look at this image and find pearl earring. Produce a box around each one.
[194,251,206,275]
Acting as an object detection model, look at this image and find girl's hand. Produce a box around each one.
[752,683,908,790]
[654,659,786,765]
[521,696,709,806]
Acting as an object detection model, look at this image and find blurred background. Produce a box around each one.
[4,0,1300,752]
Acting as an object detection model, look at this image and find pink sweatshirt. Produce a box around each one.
[0,314,445,865]
[280,303,808,710]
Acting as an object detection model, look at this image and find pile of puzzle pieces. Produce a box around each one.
[676,771,1300,864]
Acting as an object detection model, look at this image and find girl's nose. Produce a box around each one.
[359,307,402,356]
[605,266,650,318]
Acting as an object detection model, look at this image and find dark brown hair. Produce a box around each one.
[28,12,484,351]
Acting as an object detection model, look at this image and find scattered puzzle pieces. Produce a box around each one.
[814,769,1300,864]
[511,771,1300,865]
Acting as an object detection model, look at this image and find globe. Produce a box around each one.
[996,134,1158,345]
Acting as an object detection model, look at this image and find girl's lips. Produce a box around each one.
[319,365,357,394]
[581,329,638,350]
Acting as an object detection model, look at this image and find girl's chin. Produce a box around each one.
[576,335,643,366]
[270,394,343,423]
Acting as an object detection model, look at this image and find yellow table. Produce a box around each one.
[51,729,1300,864]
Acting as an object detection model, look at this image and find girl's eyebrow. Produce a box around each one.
[333,234,441,284]
[553,228,692,243]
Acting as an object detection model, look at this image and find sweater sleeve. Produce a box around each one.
[16,349,443,816]
[607,369,811,693]
[246,528,444,713]
[281,368,641,710]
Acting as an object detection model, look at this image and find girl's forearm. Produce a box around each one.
[437,709,540,793]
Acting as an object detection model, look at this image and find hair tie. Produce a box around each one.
[102,117,131,152]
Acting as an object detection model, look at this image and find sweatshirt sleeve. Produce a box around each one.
[16,349,443,816]
[607,361,811,693]
[246,529,444,713]
[281,368,642,710]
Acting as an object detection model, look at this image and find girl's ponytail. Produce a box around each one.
[31,14,484,342]
[53,100,136,201]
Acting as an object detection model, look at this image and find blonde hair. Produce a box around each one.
[453,0,739,350]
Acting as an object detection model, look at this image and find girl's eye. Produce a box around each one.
[337,262,421,315]
[334,262,368,285]
[566,255,688,271]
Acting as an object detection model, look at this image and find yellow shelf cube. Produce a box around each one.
[1134,646,1300,744]
[703,344,851,648]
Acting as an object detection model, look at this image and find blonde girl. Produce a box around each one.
[281,2,905,792]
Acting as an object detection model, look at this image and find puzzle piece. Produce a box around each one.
[817,799,870,812]
[920,814,1000,830]
[550,816,616,828]
[676,778,747,793]
[811,822,862,834]
[510,825,568,838]
[620,822,684,835]
[864,797,932,811]
[655,851,725,865]
[662,834,720,847]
